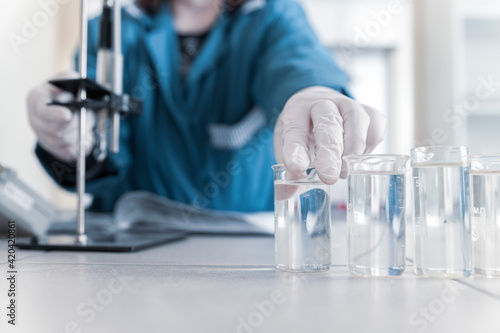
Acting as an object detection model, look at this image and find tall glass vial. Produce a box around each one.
[344,155,409,276]
[411,146,472,277]
[470,154,500,276]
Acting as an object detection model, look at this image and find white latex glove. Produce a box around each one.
[274,86,386,185]
[27,72,96,162]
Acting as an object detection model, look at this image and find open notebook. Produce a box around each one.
[48,191,274,237]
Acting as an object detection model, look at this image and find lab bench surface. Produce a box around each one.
[1,226,500,333]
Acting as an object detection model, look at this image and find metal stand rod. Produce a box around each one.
[111,0,122,153]
[76,0,89,245]
[79,0,88,80]
[17,0,173,253]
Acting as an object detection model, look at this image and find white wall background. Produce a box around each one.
[414,0,500,154]
[0,0,80,209]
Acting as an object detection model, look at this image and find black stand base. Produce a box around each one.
[16,231,187,252]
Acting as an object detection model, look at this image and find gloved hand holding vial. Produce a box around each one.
[272,87,385,272]
[273,165,331,272]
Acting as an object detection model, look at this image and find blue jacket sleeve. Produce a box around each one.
[251,0,350,121]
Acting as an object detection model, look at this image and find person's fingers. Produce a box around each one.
[39,113,96,162]
[281,106,312,174]
[37,105,73,123]
[28,70,79,123]
[39,133,72,149]
[311,100,343,185]
[28,85,73,122]
[47,132,95,162]
[337,98,370,179]
[29,107,76,138]
[27,71,94,162]
[360,103,386,154]
[56,110,96,143]
[38,116,80,148]
[36,110,95,149]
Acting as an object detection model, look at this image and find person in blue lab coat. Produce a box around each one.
[27,0,385,213]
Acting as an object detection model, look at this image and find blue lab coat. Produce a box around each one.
[37,0,349,212]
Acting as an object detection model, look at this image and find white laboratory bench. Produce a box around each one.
[1,221,500,333]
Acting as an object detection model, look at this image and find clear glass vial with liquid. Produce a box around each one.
[411,146,472,278]
[344,155,409,276]
[272,165,331,272]
[470,154,500,277]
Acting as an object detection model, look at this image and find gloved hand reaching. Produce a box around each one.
[27,72,96,162]
[274,86,386,185]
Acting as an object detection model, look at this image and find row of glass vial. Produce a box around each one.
[273,146,500,277]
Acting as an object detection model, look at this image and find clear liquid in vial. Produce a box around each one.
[347,172,406,276]
[412,164,472,277]
[274,180,331,271]
[470,171,500,276]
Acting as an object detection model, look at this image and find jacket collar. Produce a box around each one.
[240,0,266,14]
[124,3,155,29]
[142,3,184,112]
[140,2,233,110]
[184,14,230,88]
